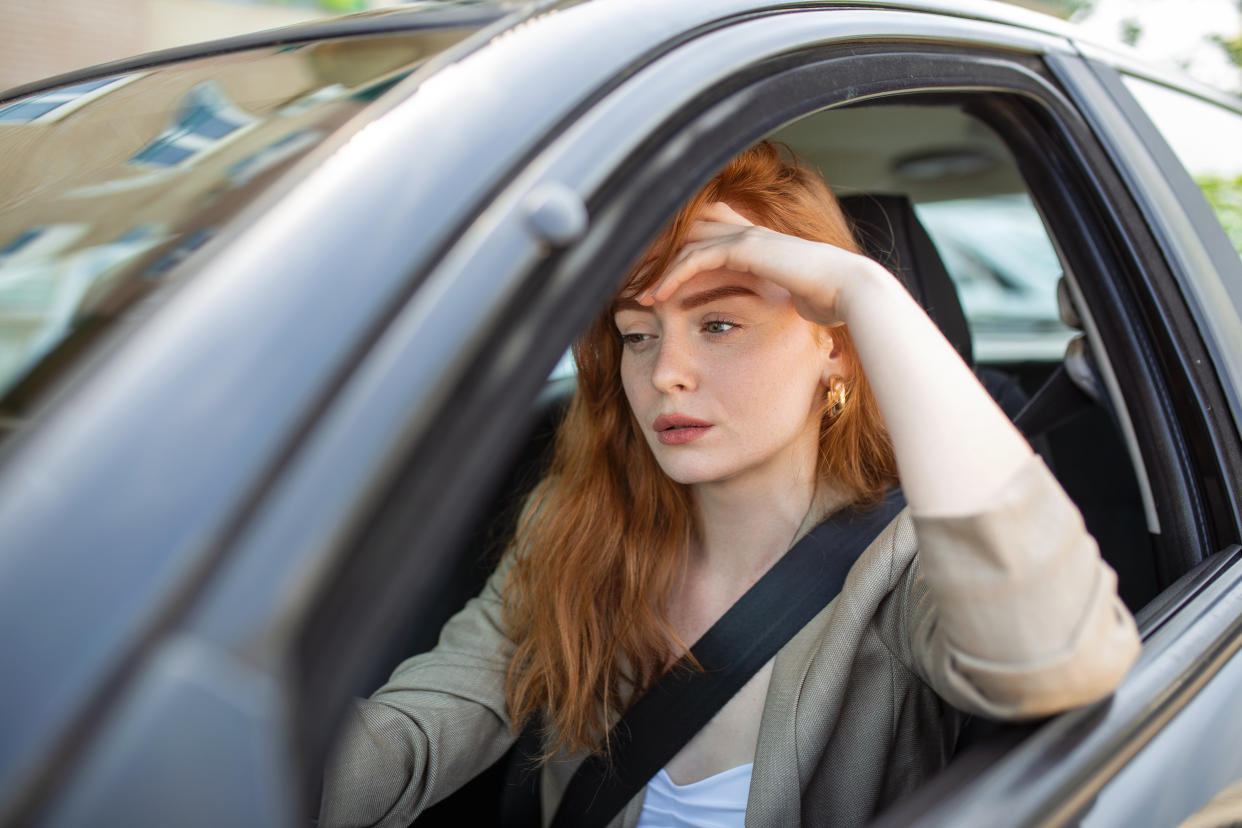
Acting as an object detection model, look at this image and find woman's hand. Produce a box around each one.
[646,201,1033,514]
[641,202,892,328]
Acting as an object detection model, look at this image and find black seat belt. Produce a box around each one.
[500,488,905,828]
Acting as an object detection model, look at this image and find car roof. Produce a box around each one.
[4,0,1235,114]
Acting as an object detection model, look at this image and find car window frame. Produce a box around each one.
[157,8,1239,823]
[1046,51,1242,563]
[293,24,1222,824]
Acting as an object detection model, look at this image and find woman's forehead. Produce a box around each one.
[614,270,793,316]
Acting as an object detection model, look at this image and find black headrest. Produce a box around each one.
[838,194,973,366]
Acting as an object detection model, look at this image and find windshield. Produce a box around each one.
[0,24,481,443]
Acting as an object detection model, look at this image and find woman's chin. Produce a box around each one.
[654,457,742,487]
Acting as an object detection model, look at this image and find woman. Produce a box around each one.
[320,142,1140,827]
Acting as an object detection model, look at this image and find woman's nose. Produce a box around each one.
[650,335,698,393]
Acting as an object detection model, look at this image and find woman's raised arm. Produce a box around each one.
[645,200,1029,515]
[647,201,1140,716]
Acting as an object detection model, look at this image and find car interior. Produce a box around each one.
[356,100,1161,825]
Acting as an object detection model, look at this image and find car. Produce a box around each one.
[1,1,1241,825]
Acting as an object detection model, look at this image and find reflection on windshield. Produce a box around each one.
[0,28,476,431]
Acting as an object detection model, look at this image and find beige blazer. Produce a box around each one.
[319,455,1141,827]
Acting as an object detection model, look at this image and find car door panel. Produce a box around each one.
[5,5,1241,827]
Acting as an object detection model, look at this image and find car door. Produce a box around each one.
[271,6,1238,828]
[14,3,1240,827]
[883,41,1242,828]
[258,5,1241,826]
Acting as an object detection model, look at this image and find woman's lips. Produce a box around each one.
[653,414,713,445]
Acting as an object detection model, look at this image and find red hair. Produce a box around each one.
[503,141,897,759]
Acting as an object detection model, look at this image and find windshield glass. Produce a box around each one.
[0,24,481,441]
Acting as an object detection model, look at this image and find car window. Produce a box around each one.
[372,96,1161,827]
[1121,75,1242,262]
[776,104,1075,365]
[915,193,1074,363]
[0,28,479,446]
[782,102,1164,610]
[534,100,1155,612]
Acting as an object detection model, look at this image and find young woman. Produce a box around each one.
[320,142,1140,827]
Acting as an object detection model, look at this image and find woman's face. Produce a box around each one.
[614,267,840,488]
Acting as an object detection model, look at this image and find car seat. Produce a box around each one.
[837,193,1032,420]
[838,192,1155,611]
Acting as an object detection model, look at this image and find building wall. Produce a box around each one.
[145,0,328,54]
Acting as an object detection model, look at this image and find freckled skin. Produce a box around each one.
[608,200,1041,784]
[615,269,837,489]
[615,268,838,786]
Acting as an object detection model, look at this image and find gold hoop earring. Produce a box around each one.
[827,376,847,420]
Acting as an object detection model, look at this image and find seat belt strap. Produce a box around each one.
[545,488,905,828]
[1013,362,1096,439]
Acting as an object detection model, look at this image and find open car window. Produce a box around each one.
[395,98,1164,825]
[299,22,1232,828]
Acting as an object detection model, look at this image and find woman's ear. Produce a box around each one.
[819,331,849,387]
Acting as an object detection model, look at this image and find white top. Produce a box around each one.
[635,763,753,828]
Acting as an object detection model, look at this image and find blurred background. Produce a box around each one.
[0,0,1241,95]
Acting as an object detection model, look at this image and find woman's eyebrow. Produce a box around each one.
[613,284,759,315]
[679,284,759,309]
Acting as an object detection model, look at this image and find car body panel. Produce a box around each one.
[874,545,1242,826]
[0,10,1080,817]
[0,2,1240,827]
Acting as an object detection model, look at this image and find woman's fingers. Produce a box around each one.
[646,225,805,305]
[697,201,754,226]
[677,202,755,243]
[641,202,868,327]
[643,239,740,304]
[680,219,747,244]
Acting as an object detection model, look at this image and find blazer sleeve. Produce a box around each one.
[901,454,1141,720]
[318,554,519,828]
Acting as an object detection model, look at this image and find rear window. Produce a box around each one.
[0,25,479,443]
[915,193,1073,363]
[1122,75,1242,262]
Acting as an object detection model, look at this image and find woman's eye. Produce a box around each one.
[621,332,652,346]
[703,320,737,334]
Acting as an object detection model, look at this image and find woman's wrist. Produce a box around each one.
[832,257,906,328]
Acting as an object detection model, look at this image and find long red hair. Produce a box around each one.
[503,141,897,759]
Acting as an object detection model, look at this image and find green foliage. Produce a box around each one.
[1052,0,1096,20]
[261,0,369,12]
[1120,17,1143,47]
[1198,174,1242,260]
[1211,31,1242,70]
[1209,0,1242,73]
[314,0,369,10]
